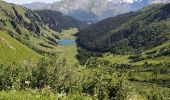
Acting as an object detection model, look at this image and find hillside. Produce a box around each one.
[0,30,39,64]
[76,4,170,99]
[0,1,59,54]
[76,3,170,54]
[76,11,137,51]
[35,10,88,32]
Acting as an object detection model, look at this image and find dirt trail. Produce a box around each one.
[0,37,16,50]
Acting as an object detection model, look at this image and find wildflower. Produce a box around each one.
[25,81,31,85]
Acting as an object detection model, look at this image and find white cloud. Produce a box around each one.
[108,0,170,4]
[122,0,135,3]
[3,0,170,5]
[2,0,60,4]
[149,0,170,3]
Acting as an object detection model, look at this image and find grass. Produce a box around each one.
[131,56,170,65]
[0,28,170,99]
[0,90,92,100]
[101,51,170,99]
[0,3,170,98]
[58,28,78,39]
[0,30,40,64]
[125,61,170,99]
[102,53,129,64]
[55,45,78,65]
[131,82,170,100]
[145,41,170,54]
[0,90,58,100]
[55,28,79,65]
[102,52,170,65]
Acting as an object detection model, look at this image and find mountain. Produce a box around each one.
[35,10,88,32]
[23,0,170,23]
[67,10,99,23]
[43,0,143,22]
[76,3,170,54]
[0,1,59,54]
[76,11,137,50]
[22,0,146,23]
[23,2,49,10]
[0,1,88,55]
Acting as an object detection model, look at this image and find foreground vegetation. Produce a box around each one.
[0,55,137,100]
[0,1,170,100]
[0,51,169,99]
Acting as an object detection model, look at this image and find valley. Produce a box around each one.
[0,0,170,100]
[55,28,79,65]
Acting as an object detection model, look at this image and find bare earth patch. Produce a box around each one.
[0,37,16,50]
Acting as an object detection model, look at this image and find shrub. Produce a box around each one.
[80,65,133,100]
[0,55,134,99]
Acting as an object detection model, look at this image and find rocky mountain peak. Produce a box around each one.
[23,0,170,23]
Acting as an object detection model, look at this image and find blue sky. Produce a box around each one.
[2,0,60,4]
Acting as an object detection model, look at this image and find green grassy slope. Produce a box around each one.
[0,1,59,54]
[0,91,58,100]
[0,90,91,100]
[0,30,40,64]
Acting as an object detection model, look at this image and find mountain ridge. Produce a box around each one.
[22,0,146,22]
[22,0,170,23]
[76,3,170,54]
[35,10,88,32]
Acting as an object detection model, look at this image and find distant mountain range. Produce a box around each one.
[23,0,170,23]
[23,2,49,10]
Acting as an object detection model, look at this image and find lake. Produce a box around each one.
[57,39,75,45]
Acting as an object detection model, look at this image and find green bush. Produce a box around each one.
[0,55,135,99]
[79,64,133,100]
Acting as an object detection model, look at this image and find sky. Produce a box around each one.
[1,0,141,4]
[2,0,170,5]
[2,0,60,4]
